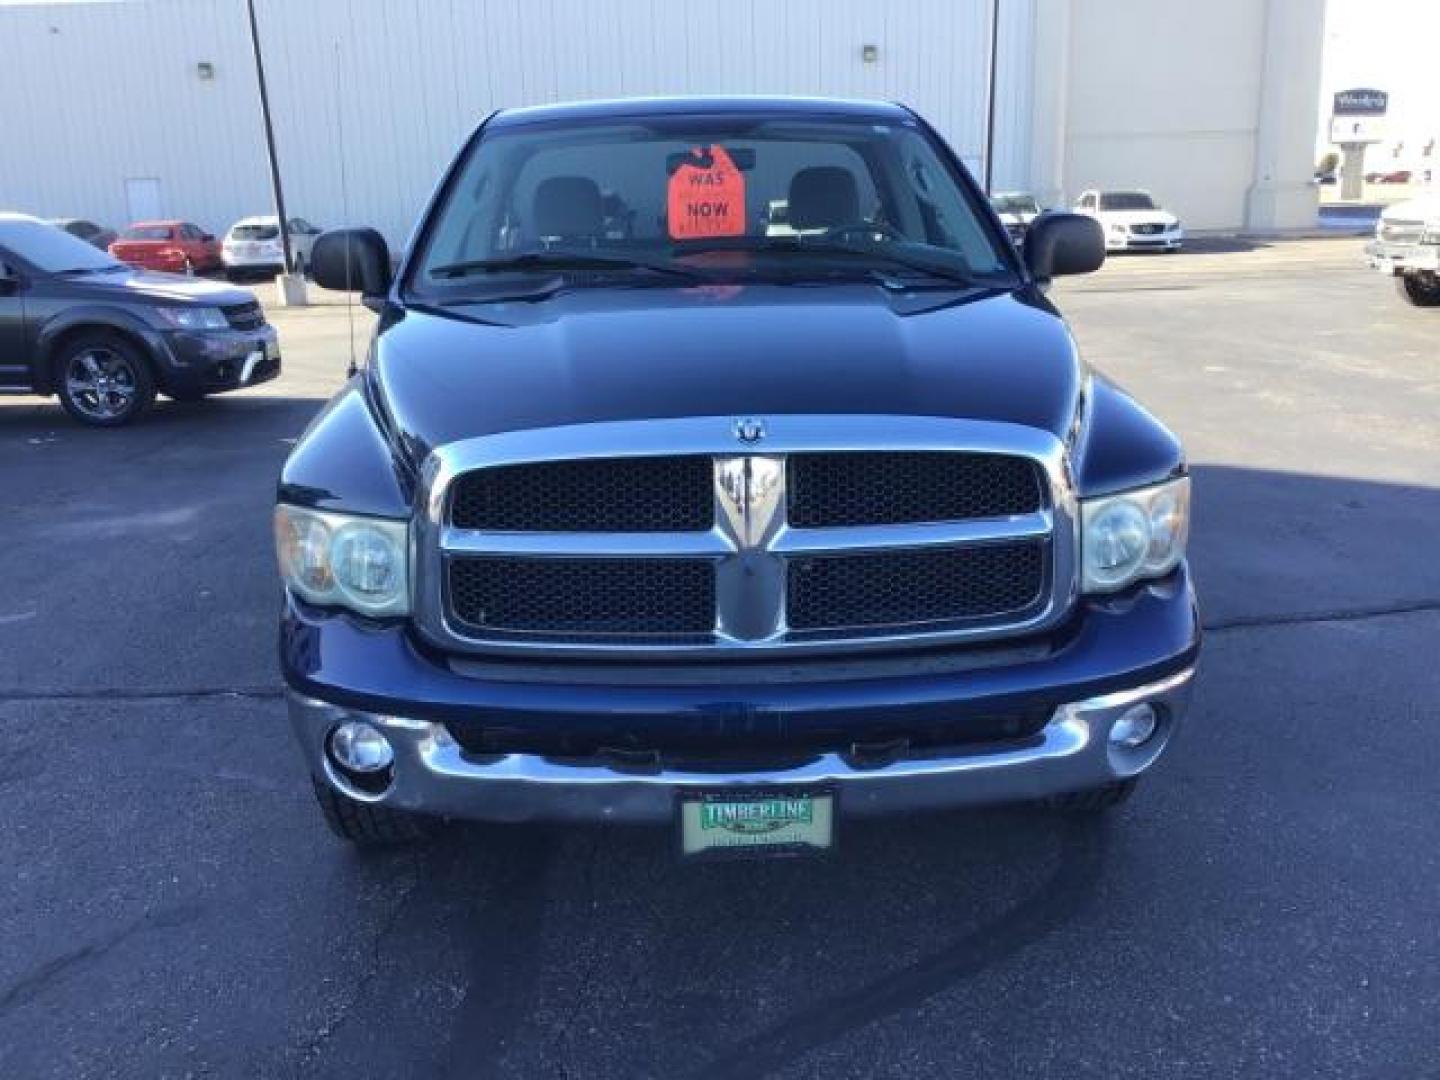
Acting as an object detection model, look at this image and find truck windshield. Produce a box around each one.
[408,114,1018,296]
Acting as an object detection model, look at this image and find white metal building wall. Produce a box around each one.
[0,0,1035,249]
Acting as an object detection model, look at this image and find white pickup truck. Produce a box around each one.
[1367,193,1440,306]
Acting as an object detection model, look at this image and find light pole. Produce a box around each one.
[245,0,307,305]
[983,0,1000,194]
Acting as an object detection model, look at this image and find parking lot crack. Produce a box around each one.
[290,859,425,1075]
[0,686,284,705]
[1204,598,1440,634]
[0,903,205,1016]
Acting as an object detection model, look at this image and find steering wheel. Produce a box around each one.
[820,220,907,243]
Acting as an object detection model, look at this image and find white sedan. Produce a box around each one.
[221,215,322,277]
[1074,190,1182,252]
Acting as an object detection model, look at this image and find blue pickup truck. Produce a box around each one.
[276,96,1198,856]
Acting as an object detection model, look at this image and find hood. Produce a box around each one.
[1382,193,1440,224]
[69,267,254,305]
[371,284,1084,462]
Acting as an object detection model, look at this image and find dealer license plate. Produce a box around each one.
[679,789,835,859]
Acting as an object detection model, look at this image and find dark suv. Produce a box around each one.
[280,97,1199,855]
[0,213,280,425]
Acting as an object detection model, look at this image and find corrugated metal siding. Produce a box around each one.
[0,0,1034,248]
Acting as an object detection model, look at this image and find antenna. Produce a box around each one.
[335,40,358,379]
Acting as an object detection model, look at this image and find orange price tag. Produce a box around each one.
[667,145,747,240]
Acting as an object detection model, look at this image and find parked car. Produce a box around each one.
[0,213,279,425]
[1074,189,1183,251]
[109,220,223,275]
[49,217,116,250]
[222,215,322,278]
[989,191,1043,245]
[279,96,1198,851]
[1366,192,1440,306]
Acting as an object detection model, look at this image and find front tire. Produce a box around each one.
[55,332,156,427]
[1043,777,1139,814]
[1398,273,1440,307]
[310,776,439,846]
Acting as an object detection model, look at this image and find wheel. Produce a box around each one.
[1043,777,1139,814]
[1398,273,1440,307]
[55,332,156,426]
[310,776,439,846]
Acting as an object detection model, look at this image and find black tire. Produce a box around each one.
[54,331,157,427]
[1043,777,1139,814]
[310,775,438,846]
[1398,273,1440,307]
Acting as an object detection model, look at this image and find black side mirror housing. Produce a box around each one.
[312,228,393,305]
[1023,212,1105,281]
[202,233,215,243]
[0,262,18,293]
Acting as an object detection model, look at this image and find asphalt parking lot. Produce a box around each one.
[3,238,1438,1079]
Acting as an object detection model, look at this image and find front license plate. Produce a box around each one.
[679,788,835,859]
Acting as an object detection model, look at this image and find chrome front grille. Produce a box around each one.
[415,416,1077,657]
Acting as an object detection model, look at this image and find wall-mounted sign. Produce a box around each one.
[1333,88,1388,116]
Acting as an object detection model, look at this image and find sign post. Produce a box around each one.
[1329,88,1388,201]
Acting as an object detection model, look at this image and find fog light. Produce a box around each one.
[329,721,394,773]
[1109,703,1158,749]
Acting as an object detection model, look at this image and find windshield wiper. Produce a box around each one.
[429,251,711,283]
[679,239,981,288]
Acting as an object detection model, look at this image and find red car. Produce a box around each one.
[109,220,222,275]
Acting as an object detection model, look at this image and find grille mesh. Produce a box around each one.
[788,452,1043,528]
[222,301,265,331]
[787,541,1045,632]
[448,557,714,636]
[450,457,713,532]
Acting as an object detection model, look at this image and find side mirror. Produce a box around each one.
[202,233,216,242]
[1023,212,1105,280]
[0,263,18,294]
[312,228,392,304]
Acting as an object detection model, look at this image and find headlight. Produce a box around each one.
[1080,477,1190,594]
[1110,222,1129,234]
[274,505,409,617]
[1169,220,1181,232]
[154,306,228,330]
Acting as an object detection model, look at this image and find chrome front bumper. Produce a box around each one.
[1367,239,1440,274]
[289,667,1195,823]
